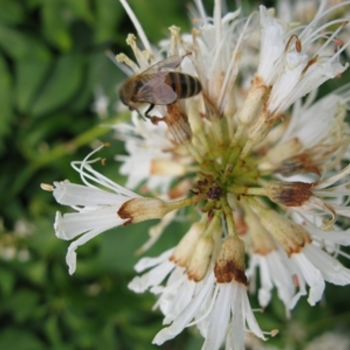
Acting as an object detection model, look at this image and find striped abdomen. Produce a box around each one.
[165,72,202,99]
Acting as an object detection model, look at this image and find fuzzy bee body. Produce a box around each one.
[164,72,202,100]
[119,55,202,118]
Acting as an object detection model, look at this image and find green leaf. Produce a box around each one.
[0,266,15,296]
[45,315,63,346]
[0,0,24,25]
[94,0,124,43]
[5,289,39,322]
[30,53,84,117]
[0,328,45,350]
[14,58,52,113]
[22,261,47,286]
[42,0,72,51]
[0,26,51,60]
[127,0,190,43]
[0,54,13,144]
[63,0,94,23]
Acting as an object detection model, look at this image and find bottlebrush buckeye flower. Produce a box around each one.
[43,0,350,349]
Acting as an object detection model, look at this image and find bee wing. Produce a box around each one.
[136,72,177,104]
[142,56,183,74]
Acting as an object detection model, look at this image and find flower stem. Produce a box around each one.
[166,193,206,213]
[228,186,268,196]
[220,195,237,236]
[203,209,222,238]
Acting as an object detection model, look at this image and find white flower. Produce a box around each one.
[250,201,350,308]
[52,180,131,275]
[263,2,350,117]
[114,114,180,194]
[130,252,265,350]
[91,86,109,119]
[200,282,265,350]
[46,0,350,348]
[246,249,295,317]
[257,6,285,86]
[47,145,177,274]
[260,84,350,176]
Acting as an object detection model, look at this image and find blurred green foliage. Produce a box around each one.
[0,0,350,349]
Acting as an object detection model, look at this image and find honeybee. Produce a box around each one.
[119,55,202,119]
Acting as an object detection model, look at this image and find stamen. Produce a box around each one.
[214,0,222,52]
[119,0,152,52]
[70,144,139,198]
[40,183,54,191]
[300,0,350,42]
[193,0,207,22]
[186,284,219,327]
[218,11,256,112]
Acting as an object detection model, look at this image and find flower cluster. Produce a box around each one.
[43,0,350,349]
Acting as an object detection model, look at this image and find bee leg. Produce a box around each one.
[144,104,155,119]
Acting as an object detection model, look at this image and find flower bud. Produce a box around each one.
[265,138,303,165]
[214,236,247,285]
[248,113,275,144]
[187,236,214,281]
[267,181,313,207]
[238,76,270,125]
[150,159,186,176]
[171,221,205,266]
[258,208,312,255]
[118,197,170,224]
[245,210,276,255]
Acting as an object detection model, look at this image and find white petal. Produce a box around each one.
[289,276,307,310]
[161,279,196,323]
[133,248,173,272]
[227,283,244,350]
[291,253,325,306]
[152,275,215,345]
[257,256,273,307]
[54,207,124,240]
[304,244,350,285]
[241,285,265,340]
[267,250,295,310]
[53,180,128,206]
[65,227,111,275]
[310,228,350,246]
[128,260,175,293]
[202,284,231,350]
[257,6,284,84]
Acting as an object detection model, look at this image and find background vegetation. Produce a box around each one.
[0,0,349,349]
